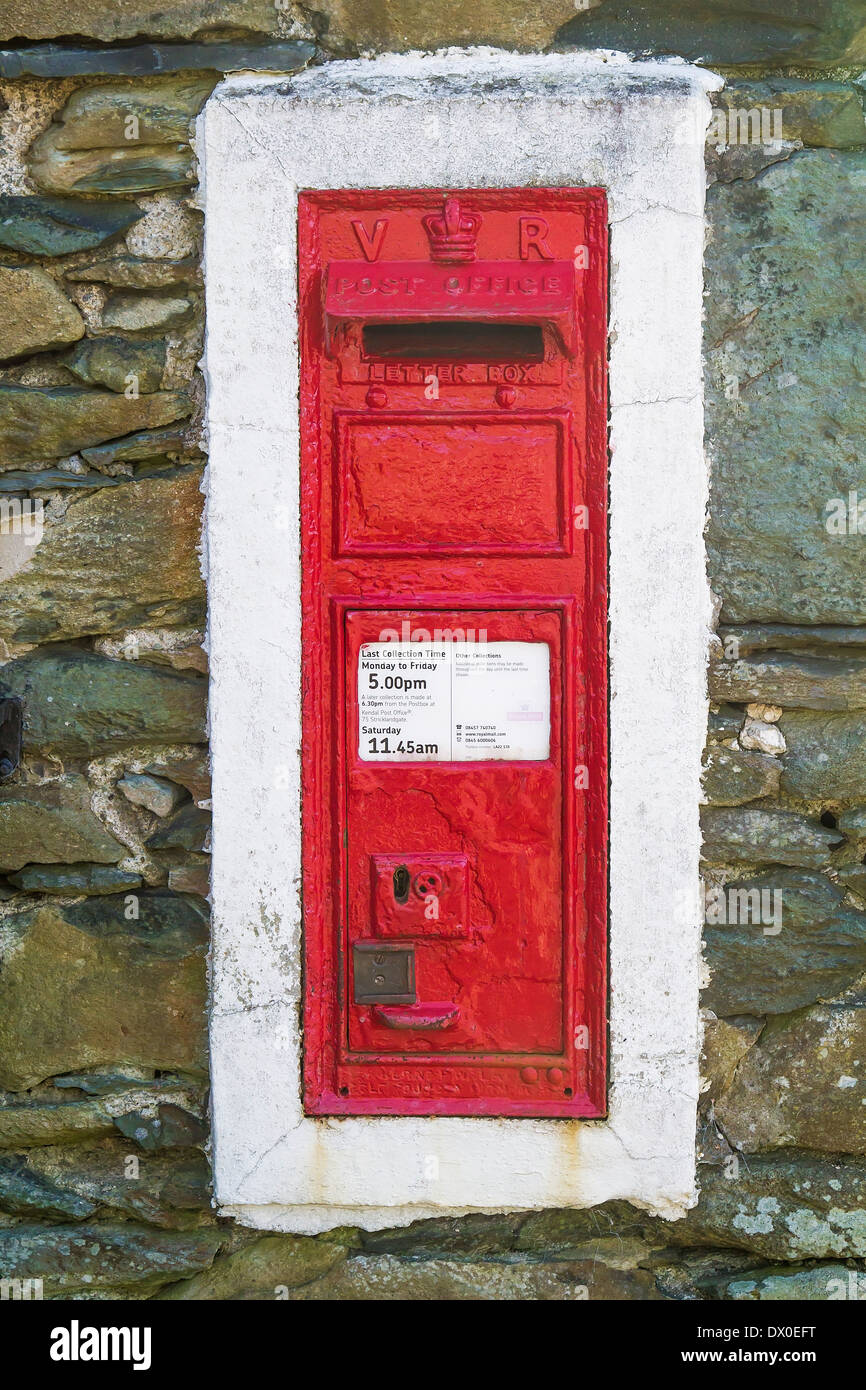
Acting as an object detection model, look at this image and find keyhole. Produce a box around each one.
[393,865,410,904]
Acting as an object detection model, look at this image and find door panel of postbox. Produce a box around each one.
[346,608,564,1058]
[300,188,608,1118]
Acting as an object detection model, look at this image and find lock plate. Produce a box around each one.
[352,940,416,1005]
[371,852,471,940]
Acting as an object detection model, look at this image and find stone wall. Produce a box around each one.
[0,2,865,1300]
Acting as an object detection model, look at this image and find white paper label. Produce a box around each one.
[357,642,550,761]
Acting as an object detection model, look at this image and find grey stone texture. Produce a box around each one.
[780,712,866,801]
[0,1,575,50]
[0,467,123,490]
[112,1103,207,1152]
[7,863,143,894]
[674,1157,866,1263]
[27,77,213,196]
[0,471,205,644]
[711,650,866,711]
[702,744,780,806]
[0,1223,221,1298]
[66,255,200,289]
[0,649,207,754]
[0,776,125,873]
[0,384,189,465]
[0,38,225,1302]
[701,806,843,867]
[557,1,866,67]
[141,751,210,804]
[0,1,305,42]
[146,803,209,851]
[721,625,866,655]
[18,1143,212,1228]
[716,985,866,1154]
[0,1099,117,1149]
[0,41,316,78]
[712,80,866,152]
[0,266,84,360]
[0,1078,205,1148]
[101,290,192,331]
[706,1263,863,1300]
[0,1156,96,1221]
[0,893,208,1090]
[706,152,866,624]
[155,1234,348,1299]
[63,336,166,393]
[702,870,866,1016]
[79,424,188,467]
[167,862,209,896]
[0,194,145,256]
[118,772,186,816]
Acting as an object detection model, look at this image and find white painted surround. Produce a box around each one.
[200,50,720,1234]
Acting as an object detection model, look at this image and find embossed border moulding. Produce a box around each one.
[201,50,721,1234]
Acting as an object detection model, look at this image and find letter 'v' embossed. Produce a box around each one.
[351,218,389,261]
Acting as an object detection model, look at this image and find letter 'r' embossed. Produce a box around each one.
[520,216,555,260]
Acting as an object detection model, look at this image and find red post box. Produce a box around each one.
[300,188,608,1117]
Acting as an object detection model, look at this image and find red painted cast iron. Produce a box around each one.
[300,188,608,1117]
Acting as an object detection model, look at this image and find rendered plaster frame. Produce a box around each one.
[201,50,720,1234]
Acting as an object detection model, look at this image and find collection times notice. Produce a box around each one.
[358,642,550,762]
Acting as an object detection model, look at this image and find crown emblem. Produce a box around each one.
[422,197,481,264]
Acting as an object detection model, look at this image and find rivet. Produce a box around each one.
[520,1066,538,1084]
[547,1067,564,1084]
[495,385,517,409]
[366,386,388,408]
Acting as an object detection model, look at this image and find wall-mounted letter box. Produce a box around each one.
[300,188,608,1117]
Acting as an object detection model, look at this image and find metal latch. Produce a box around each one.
[352,940,415,1005]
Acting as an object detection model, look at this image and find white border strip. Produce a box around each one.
[201,49,719,1234]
